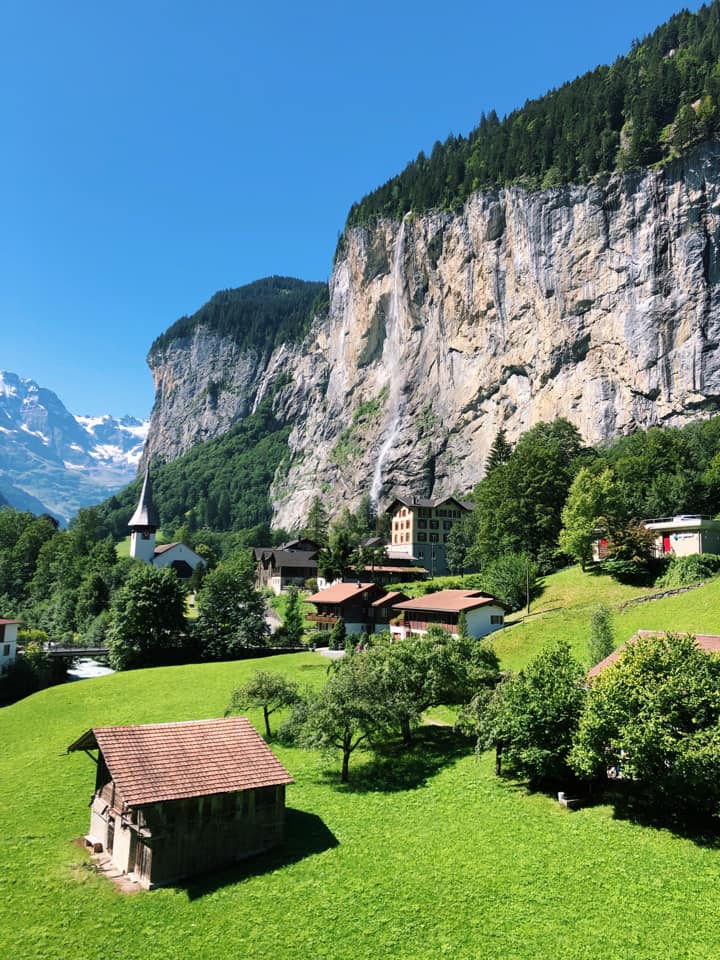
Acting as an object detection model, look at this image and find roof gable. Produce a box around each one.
[392,589,505,614]
[68,717,293,806]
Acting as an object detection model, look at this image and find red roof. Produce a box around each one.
[68,717,293,806]
[0,618,21,625]
[588,631,720,678]
[371,591,408,607]
[392,589,504,614]
[305,582,376,604]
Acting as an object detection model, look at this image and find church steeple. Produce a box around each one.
[128,469,159,563]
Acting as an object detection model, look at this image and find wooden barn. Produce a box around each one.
[68,717,293,889]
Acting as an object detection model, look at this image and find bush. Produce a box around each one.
[656,553,720,588]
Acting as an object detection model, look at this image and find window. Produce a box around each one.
[490,615,504,625]
[418,532,427,542]
[418,550,425,559]
[430,520,439,530]
[2,644,9,657]
[443,521,451,530]
[418,519,427,528]
[419,508,430,518]
[443,534,449,543]
[430,533,439,543]
[438,509,446,517]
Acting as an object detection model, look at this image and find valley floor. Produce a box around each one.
[2,618,720,960]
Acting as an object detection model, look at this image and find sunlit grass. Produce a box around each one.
[2,649,720,960]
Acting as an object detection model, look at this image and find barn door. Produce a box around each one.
[135,841,152,883]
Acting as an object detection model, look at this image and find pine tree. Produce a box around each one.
[485,429,512,473]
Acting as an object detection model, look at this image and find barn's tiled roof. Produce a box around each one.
[68,717,293,806]
[588,631,720,678]
[153,542,178,555]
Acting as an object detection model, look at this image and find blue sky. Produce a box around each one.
[1,0,700,417]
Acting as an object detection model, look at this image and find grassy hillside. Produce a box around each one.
[496,565,720,670]
[3,640,720,959]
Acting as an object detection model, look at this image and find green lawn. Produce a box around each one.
[2,647,720,960]
[495,565,720,670]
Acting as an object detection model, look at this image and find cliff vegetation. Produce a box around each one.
[345,2,720,231]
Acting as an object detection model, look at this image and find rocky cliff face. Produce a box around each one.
[144,142,720,530]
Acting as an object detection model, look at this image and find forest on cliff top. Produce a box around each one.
[344,2,720,231]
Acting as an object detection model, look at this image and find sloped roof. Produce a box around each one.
[128,470,160,529]
[305,582,377,604]
[0,618,22,625]
[153,542,178,555]
[588,631,720,679]
[68,717,293,806]
[371,591,408,607]
[386,496,474,513]
[392,589,504,614]
[266,550,318,568]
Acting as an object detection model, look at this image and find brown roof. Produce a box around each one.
[305,582,377,604]
[392,589,504,614]
[68,717,293,806]
[588,631,720,678]
[386,496,473,513]
[362,565,427,575]
[153,542,178,555]
[0,618,22,625]
[371,591,408,607]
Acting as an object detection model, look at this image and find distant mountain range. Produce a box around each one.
[0,371,148,524]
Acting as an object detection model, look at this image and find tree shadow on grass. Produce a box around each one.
[607,785,720,849]
[326,726,472,794]
[502,777,720,849]
[178,808,339,899]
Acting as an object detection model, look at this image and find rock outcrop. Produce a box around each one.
[144,141,720,530]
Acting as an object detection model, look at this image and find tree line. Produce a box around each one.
[343,2,720,235]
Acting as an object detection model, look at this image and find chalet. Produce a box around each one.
[305,582,408,635]
[128,471,204,579]
[254,539,320,594]
[390,590,506,640]
[0,618,20,674]
[588,630,720,679]
[592,514,720,562]
[643,515,720,559]
[68,717,293,889]
[386,496,473,577]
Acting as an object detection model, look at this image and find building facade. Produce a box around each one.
[0,619,20,674]
[643,515,720,559]
[390,590,506,640]
[68,717,293,889]
[305,582,408,635]
[386,497,473,577]
[128,471,204,578]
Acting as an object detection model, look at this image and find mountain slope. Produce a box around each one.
[0,371,148,523]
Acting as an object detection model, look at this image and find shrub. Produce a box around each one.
[656,553,720,588]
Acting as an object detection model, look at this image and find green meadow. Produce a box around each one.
[3,568,720,960]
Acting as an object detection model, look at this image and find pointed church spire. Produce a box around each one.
[128,469,160,530]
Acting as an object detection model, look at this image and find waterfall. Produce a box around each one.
[370,220,406,505]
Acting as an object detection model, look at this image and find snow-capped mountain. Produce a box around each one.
[0,371,148,523]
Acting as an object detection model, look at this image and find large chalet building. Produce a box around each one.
[305,582,408,635]
[386,496,473,577]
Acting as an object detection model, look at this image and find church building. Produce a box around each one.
[128,471,204,580]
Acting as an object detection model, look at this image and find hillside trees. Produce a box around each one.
[462,641,586,782]
[343,3,720,229]
[468,419,584,567]
[196,550,268,658]
[106,565,188,670]
[570,633,720,814]
[559,467,622,569]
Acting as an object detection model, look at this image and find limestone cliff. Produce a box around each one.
[144,142,720,530]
